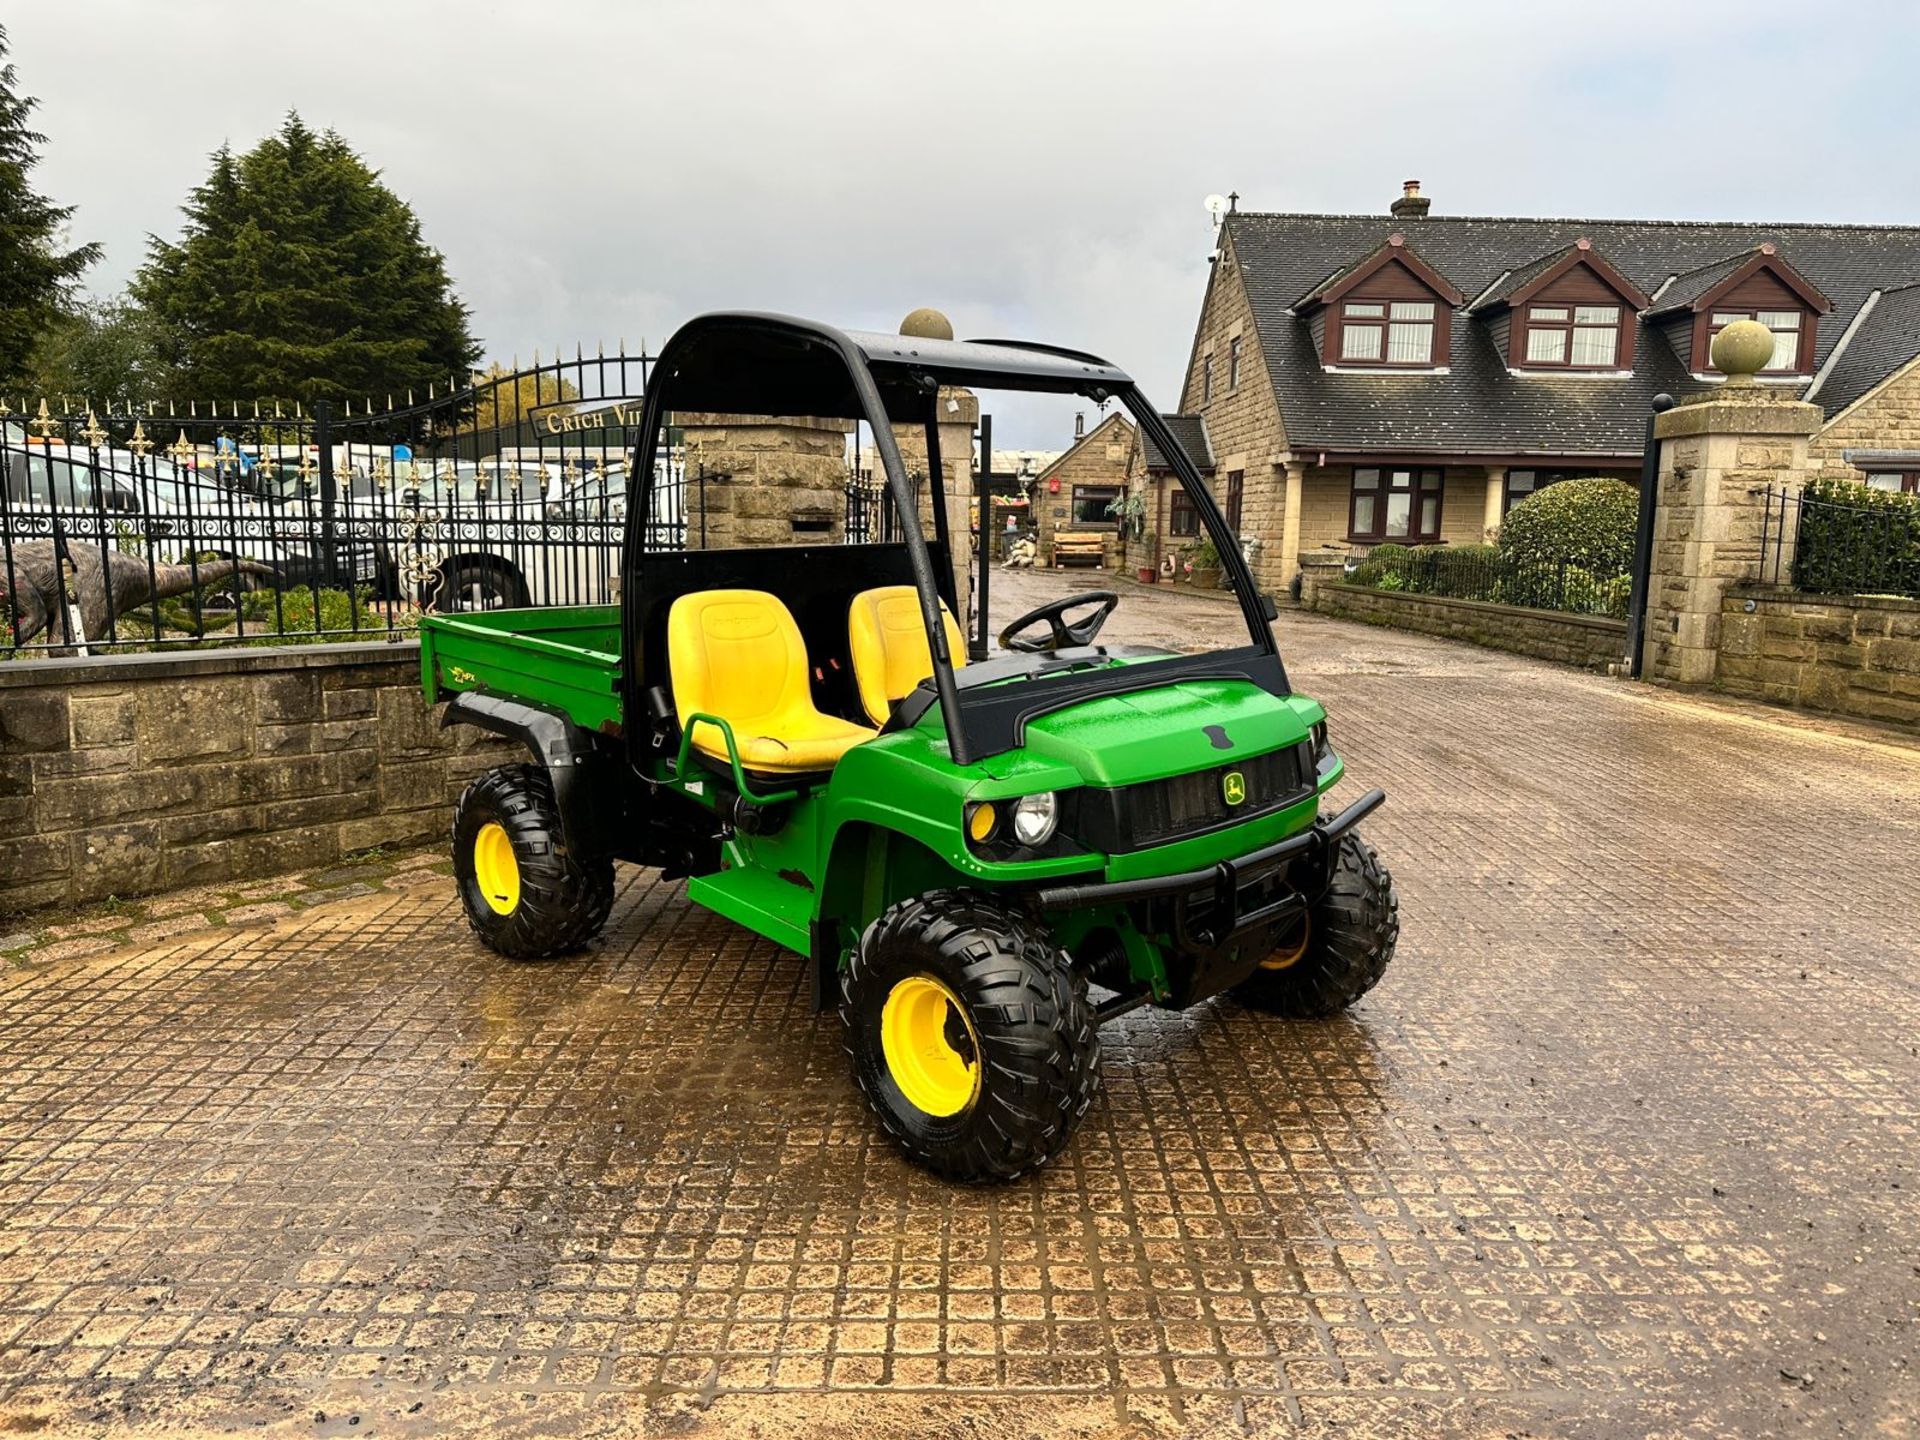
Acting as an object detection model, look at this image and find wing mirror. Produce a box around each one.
[1260,593,1279,622]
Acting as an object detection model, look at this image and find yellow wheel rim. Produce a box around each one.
[879,974,981,1118]
[472,822,521,916]
[1261,915,1310,970]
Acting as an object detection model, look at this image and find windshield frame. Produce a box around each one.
[623,312,1284,767]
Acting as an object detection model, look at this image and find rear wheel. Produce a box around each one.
[439,558,527,612]
[453,763,613,959]
[842,891,1099,1183]
[1231,830,1398,1017]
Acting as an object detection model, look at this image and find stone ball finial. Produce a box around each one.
[899,308,954,341]
[1711,319,1775,385]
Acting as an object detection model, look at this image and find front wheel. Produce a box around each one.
[453,763,614,959]
[841,891,1099,1183]
[1231,830,1398,1017]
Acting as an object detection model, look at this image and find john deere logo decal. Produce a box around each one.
[1222,771,1247,806]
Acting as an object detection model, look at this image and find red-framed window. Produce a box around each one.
[1707,308,1810,373]
[1338,300,1437,365]
[1521,303,1623,369]
[1351,467,1444,542]
[1169,487,1199,536]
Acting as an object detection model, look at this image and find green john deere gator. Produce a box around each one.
[420,311,1398,1182]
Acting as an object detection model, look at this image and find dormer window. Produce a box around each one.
[1643,243,1831,378]
[1340,300,1436,365]
[1293,232,1463,370]
[1707,308,1804,373]
[1522,303,1622,368]
[1470,239,1649,373]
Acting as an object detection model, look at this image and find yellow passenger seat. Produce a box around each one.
[668,589,873,775]
[847,585,967,727]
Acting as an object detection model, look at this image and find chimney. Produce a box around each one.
[1074,412,1085,439]
[1390,179,1430,220]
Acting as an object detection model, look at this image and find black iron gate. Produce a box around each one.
[1,349,663,654]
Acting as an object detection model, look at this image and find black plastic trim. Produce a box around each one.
[1032,787,1385,911]
[439,691,622,858]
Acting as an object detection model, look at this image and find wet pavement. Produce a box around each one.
[2,571,1917,1438]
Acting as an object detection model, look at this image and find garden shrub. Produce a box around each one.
[237,585,405,643]
[1497,477,1639,574]
[1791,477,1920,599]
[1348,542,1410,587]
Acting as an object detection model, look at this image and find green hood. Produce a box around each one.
[1017,679,1318,788]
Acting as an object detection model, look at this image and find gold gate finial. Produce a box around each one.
[79,410,110,449]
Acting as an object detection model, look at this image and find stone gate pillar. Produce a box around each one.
[677,414,855,551]
[1644,322,1820,685]
[883,386,978,618]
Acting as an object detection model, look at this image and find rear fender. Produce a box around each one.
[439,691,620,857]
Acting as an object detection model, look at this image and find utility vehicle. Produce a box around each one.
[420,313,1398,1182]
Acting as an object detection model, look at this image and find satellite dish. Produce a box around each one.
[1204,194,1229,226]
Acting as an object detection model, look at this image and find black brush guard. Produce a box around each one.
[1033,788,1386,1013]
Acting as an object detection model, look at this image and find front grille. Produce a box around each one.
[1069,743,1312,854]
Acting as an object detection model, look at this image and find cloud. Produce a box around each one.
[13,0,1919,443]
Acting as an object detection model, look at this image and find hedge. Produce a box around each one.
[1791,478,1920,599]
[1497,477,1640,573]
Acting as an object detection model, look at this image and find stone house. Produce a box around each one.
[1182,182,1920,593]
[1126,414,1218,572]
[1030,412,1135,565]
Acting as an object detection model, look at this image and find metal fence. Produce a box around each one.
[0,352,667,656]
[1760,484,1920,599]
[1348,544,1634,618]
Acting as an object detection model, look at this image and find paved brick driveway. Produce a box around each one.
[2,574,1916,1438]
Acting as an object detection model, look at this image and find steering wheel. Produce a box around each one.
[998,591,1120,654]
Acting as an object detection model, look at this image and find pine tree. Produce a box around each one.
[0,25,100,387]
[134,113,479,404]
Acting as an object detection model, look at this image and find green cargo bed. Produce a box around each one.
[419,605,623,734]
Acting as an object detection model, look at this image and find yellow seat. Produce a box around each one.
[848,585,967,726]
[668,589,873,774]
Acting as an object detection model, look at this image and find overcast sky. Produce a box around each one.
[13,1,1920,445]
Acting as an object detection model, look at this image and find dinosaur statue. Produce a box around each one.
[0,539,279,647]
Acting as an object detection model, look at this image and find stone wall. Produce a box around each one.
[678,414,856,551]
[1178,228,1291,591]
[1715,585,1920,728]
[1808,355,1920,484]
[1033,412,1131,566]
[1310,583,1629,671]
[0,644,510,914]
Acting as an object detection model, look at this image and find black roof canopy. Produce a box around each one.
[651,313,1133,423]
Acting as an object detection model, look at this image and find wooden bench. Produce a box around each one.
[1051,531,1107,568]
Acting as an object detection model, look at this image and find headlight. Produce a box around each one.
[1010,792,1058,847]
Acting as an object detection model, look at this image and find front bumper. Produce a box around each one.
[1035,788,1385,1009]
[1032,786,1383,917]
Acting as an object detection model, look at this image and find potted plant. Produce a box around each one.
[1134,533,1159,583]
[1183,536,1223,589]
